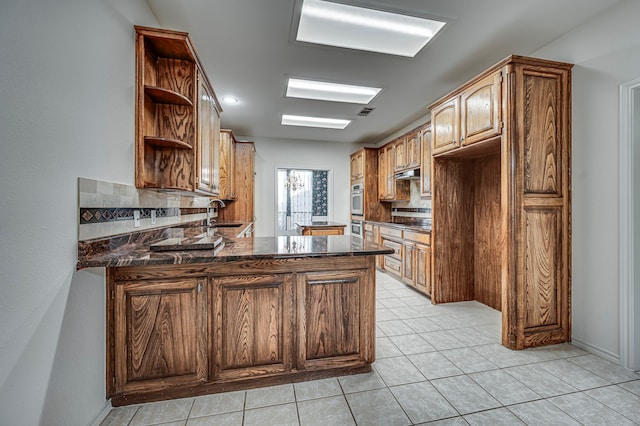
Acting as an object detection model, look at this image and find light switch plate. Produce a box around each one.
[151,209,157,224]
[134,210,140,228]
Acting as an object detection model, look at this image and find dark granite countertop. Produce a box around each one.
[365,220,432,233]
[295,221,346,228]
[77,222,392,269]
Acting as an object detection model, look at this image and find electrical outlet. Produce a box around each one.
[151,209,157,224]
[177,209,181,221]
[133,210,140,228]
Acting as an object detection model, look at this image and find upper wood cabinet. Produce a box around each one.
[134,26,221,195]
[420,123,432,198]
[377,143,409,202]
[431,97,460,155]
[350,149,365,182]
[219,129,236,200]
[431,71,502,156]
[460,71,503,146]
[393,138,406,171]
[405,131,421,170]
[196,72,220,196]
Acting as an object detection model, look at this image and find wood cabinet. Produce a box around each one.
[377,144,409,202]
[106,255,375,405]
[350,149,365,182]
[298,225,345,236]
[111,277,208,395]
[429,55,572,350]
[350,148,391,221]
[298,269,372,369]
[432,71,502,156]
[420,123,432,198]
[135,26,222,195]
[219,129,236,200]
[379,226,403,279]
[402,231,432,296]
[218,142,255,223]
[392,131,420,172]
[196,73,220,195]
[213,274,293,380]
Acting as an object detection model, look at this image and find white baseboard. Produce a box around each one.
[572,337,621,365]
[90,401,112,426]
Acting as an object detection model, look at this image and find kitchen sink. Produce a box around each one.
[214,223,243,228]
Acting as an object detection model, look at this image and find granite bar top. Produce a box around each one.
[365,220,432,233]
[295,221,346,228]
[77,222,392,269]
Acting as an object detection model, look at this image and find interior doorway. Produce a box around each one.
[619,77,640,371]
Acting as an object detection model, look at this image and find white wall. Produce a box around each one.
[634,86,640,369]
[249,138,353,237]
[532,0,640,362]
[0,1,158,424]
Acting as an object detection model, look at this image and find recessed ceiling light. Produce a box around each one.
[221,96,239,104]
[297,0,446,57]
[286,78,381,104]
[281,114,351,129]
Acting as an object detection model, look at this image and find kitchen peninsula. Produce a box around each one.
[78,226,391,406]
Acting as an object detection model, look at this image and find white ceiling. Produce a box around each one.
[147,0,622,144]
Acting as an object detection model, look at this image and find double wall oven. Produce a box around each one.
[350,183,364,237]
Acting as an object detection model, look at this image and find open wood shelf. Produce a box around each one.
[144,85,193,106]
[144,136,192,150]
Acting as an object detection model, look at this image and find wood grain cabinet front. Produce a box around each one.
[111,277,208,395]
[218,129,236,200]
[212,274,293,380]
[107,256,376,405]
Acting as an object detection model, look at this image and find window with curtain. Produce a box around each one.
[276,168,329,235]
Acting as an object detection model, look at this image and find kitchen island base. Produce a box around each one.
[106,255,376,406]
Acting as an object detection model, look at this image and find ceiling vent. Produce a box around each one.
[357,107,375,117]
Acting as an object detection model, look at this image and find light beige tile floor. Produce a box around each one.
[102,271,640,425]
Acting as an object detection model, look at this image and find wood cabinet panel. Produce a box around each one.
[303,272,362,360]
[432,97,460,155]
[394,139,407,171]
[415,244,431,295]
[218,142,255,223]
[523,208,561,329]
[214,274,293,378]
[219,130,236,200]
[522,71,562,195]
[420,124,432,198]
[114,278,207,393]
[460,71,502,146]
[405,131,421,169]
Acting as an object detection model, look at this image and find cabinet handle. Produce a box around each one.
[197,282,202,293]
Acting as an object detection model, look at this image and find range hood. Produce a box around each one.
[395,168,420,180]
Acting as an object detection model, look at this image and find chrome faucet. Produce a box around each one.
[207,199,225,226]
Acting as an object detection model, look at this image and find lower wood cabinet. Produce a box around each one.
[213,274,293,380]
[112,277,208,395]
[106,256,375,405]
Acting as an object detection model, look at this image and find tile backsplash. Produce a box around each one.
[391,180,432,223]
[78,178,215,241]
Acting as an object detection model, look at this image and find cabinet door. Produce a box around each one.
[350,150,364,182]
[114,278,207,394]
[298,269,372,368]
[196,74,220,195]
[432,97,460,155]
[394,139,406,171]
[377,148,387,200]
[213,274,293,380]
[402,242,415,285]
[219,130,236,200]
[405,132,421,169]
[415,244,431,296]
[420,125,432,198]
[460,71,502,146]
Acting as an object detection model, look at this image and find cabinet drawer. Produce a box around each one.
[364,223,373,232]
[380,227,402,240]
[382,239,402,258]
[404,231,431,245]
[384,256,402,276]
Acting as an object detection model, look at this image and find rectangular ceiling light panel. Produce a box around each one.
[281,114,351,129]
[286,78,381,104]
[297,0,445,57]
